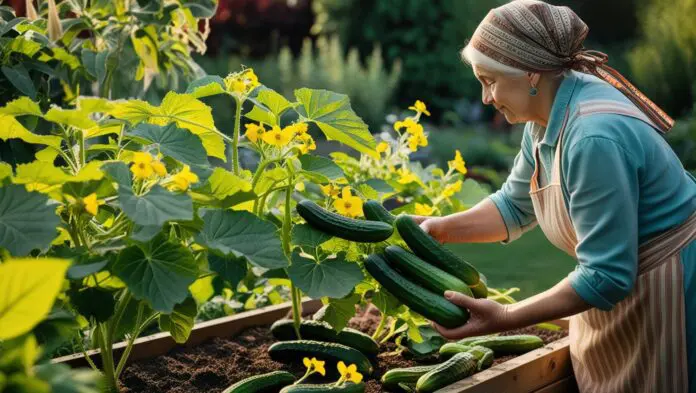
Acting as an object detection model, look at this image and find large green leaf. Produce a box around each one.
[68,286,115,323]
[294,88,377,158]
[0,113,62,147]
[130,123,209,167]
[1,64,36,99]
[453,179,490,209]
[44,107,96,129]
[0,97,42,117]
[256,89,292,117]
[312,293,360,333]
[0,258,71,340]
[112,234,198,313]
[404,325,446,357]
[159,297,197,344]
[208,253,248,287]
[299,154,345,181]
[199,167,252,200]
[0,184,60,255]
[195,209,287,269]
[244,105,275,126]
[185,75,226,99]
[291,224,332,249]
[103,162,193,227]
[288,250,363,299]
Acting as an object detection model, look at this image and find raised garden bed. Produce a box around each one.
[55,300,575,393]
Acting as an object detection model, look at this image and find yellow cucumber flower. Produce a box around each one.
[303,357,312,370]
[130,151,155,180]
[83,193,104,216]
[151,159,167,177]
[397,167,418,185]
[376,141,390,155]
[333,187,363,218]
[320,184,340,199]
[442,180,463,198]
[409,100,431,116]
[297,133,316,154]
[245,123,264,143]
[311,358,326,376]
[448,150,467,175]
[337,361,363,384]
[407,129,428,151]
[262,125,293,147]
[414,203,434,216]
[287,122,309,135]
[393,118,422,135]
[170,165,199,191]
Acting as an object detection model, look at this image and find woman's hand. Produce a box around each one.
[431,290,511,340]
[409,215,447,244]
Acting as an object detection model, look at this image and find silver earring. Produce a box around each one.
[529,87,538,96]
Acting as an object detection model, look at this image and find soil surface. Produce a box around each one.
[120,307,567,393]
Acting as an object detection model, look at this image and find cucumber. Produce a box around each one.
[280,383,365,393]
[270,319,379,356]
[364,254,469,329]
[438,343,471,359]
[362,200,395,225]
[469,335,544,355]
[394,215,480,285]
[381,365,438,389]
[398,383,417,392]
[415,352,477,393]
[469,279,489,299]
[456,335,498,346]
[268,340,373,376]
[384,246,473,297]
[296,200,393,243]
[222,371,295,393]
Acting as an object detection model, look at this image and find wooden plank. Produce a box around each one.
[436,319,572,393]
[53,298,323,369]
[532,376,578,393]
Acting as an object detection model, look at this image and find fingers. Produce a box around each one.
[409,215,429,225]
[444,290,479,308]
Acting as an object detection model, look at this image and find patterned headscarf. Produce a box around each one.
[469,0,674,133]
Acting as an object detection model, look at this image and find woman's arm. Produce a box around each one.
[433,278,591,339]
[416,198,509,244]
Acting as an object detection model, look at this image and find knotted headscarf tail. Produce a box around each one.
[470,0,674,133]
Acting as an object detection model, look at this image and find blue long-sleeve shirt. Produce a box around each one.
[488,70,696,386]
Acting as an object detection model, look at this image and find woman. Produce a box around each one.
[414,1,696,392]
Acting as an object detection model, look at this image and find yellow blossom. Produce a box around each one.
[321,184,340,199]
[297,133,316,154]
[414,203,434,216]
[393,118,422,135]
[333,187,363,218]
[245,123,264,143]
[261,125,293,146]
[83,193,104,216]
[407,129,428,151]
[311,358,326,376]
[442,180,463,198]
[151,159,167,177]
[376,142,390,154]
[287,122,309,135]
[224,68,260,96]
[170,165,199,191]
[242,69,260,90]
[337,361,363,384]
[409,100,431,116]
[448,150,467,175]
[130,151,154,180]
[397,167,418,185]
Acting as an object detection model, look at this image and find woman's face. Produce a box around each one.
[472,65,535,124]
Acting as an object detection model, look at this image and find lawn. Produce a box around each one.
[446,226,576,299]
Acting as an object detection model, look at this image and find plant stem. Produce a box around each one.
[372,313,387,341]
[79,129,86,168]
[380,319,399,344]
[232,97,242,175]
[98,323,118,392]
[281,173,302,338]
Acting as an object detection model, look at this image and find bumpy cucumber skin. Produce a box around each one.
[296,200,393,243]
[280,383,365,393]
[364,254,469,329]
[384,246,473,297]
[438,343,471,359]
[268,340,373,376]
[394,215,480,285]
[416,352,477,393]
[456,335,497,346]
[222,371,295,393]
[362,200,395,225]
[270,319,379,356]
[477,351,494,371]
[381,365,438,388]
[470,335,544,355]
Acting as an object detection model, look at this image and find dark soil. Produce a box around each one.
[120,306,567,393]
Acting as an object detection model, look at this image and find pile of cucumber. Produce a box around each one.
[296,199,489,329]
[382,334,545,392]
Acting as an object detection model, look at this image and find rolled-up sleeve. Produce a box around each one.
[565,136,639,311]
[488,128,538,243]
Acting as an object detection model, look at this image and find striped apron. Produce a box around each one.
[528,100,695,393]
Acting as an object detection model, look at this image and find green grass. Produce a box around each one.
[445,227,576,299]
